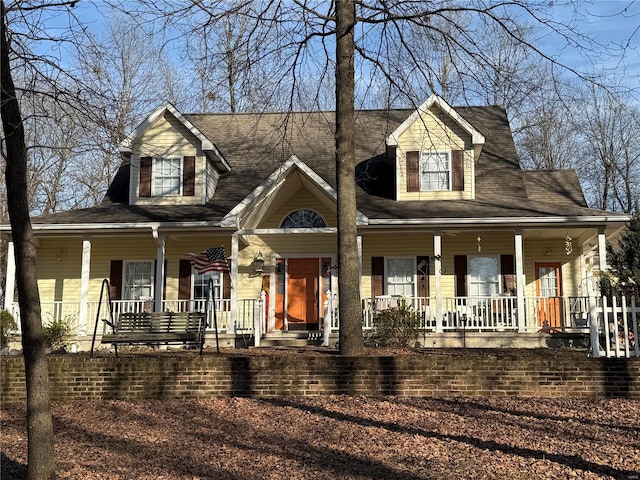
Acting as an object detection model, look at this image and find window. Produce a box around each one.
[193,270,222,301]
[420,151,450,191]
[385,258,414,297]
[281,209,326,228]
[153,157,181,196]
[468,256,499,297]
[123,261,154,300]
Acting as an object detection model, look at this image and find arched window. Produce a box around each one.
[281,209,326,228]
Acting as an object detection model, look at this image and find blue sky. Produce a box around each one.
[539,1,639,90]
[34,1,640,99]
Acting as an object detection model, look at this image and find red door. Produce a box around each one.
[287,258,319,330]
[535,262,563,331]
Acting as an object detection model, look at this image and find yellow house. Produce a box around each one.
[0,95,630,349]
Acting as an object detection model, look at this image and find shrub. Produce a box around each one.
[1,310,18,349]
[43,316,74,352]
[366,299,422,348]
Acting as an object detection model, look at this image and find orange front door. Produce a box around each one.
[287,258,319,329]
[535,262,563,331]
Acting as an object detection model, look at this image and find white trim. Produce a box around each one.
[151,156,182,197]
[236,227,337,235]
[598,229,607,272]
[467,254,501,298]
[4,241,15,312]
[79,237,92,333]
[387,94,485,147]
[122,259,155,301]
[366,215,630,226]
[119,102,230,172]
[434,233,443,332]
[419,150,452,192]
[154,235,166,312]
[515,232,526,333]
[384,256,417,297]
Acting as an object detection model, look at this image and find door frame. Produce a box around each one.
[270,254,336,331]
[534,261,563,331]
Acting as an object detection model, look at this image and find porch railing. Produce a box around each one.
[8,295,635,349]
[361,295,598,333]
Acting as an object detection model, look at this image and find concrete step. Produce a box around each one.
[260,331,324,347]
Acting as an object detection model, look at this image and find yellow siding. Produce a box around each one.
[396,106,474,201]
[260,188,336,229]
[361,232,584,299]
[34,230,587,306]
[131,111,205,206]
[36,238,84,303]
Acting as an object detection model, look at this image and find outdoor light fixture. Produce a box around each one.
[253,252,265,273]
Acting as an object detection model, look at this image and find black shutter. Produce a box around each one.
[178,259,192,312]
[454,255,467,297]
[139,157,152,197]
[183,156,195,196]
[109,260,123,300]
[501,255,515,295]
[452,150,464,191]
[406,151,420,192]
[371,257,384,297]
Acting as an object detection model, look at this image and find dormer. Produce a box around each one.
[119,102,230,206]
[387,94,485,201]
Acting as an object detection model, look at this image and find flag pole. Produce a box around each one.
[208,277,220,353]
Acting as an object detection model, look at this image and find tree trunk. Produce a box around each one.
[335,0,364,355]
[1,3,56,479]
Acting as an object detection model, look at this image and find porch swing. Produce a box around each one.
[89,278,207,357]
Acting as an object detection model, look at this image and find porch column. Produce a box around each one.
[515,231,526,333]
[231,233,238,333]
[3,240,16,315]
[78,236,92,335]
[434,232,442,333]
[597,228,607,273]
[153,233,166,312]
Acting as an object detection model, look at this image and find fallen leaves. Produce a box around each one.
[2,395,639,479]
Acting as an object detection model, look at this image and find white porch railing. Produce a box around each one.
[361,295,599,334]
[10,295,636,353]
[7,298,261,339]
[590,296,639,358]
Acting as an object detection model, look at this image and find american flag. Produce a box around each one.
[186,247,230,274]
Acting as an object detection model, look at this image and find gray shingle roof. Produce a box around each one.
[31,105,615,226]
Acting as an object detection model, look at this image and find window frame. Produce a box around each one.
[192,270,223,301]
[280,209,327,228]
[467,255,501,298]
[384,257,416,297]
[419,150,451,192]
[152,156,182,196]
[122,260,154,301]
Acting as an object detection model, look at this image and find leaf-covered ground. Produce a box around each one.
[2,395,639,479]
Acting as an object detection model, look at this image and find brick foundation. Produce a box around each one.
[1,350,638,402]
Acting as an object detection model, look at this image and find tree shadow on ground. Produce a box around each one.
[263,397,640,479]
[1,451,27,479]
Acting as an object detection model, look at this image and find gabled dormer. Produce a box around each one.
[119,102,230,206]
[387,94,485,201]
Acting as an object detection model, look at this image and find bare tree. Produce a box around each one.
[1,2,56,477]
[579,84,640,213]
[75,12,182,203]
[515,76,582,171]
